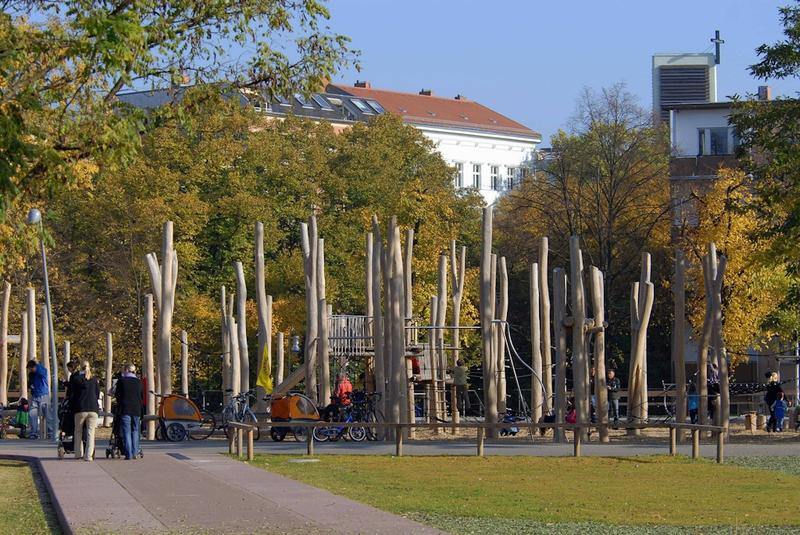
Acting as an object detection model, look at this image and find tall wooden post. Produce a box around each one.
[590,266,609,442]
[234,261,250,395]
[365,233,375,392]
[104,332,113,427]
[276,332,285,385]
[553,268,567,442]
[318,238,331,405]
[628,253,654,435]
[145,221,178,396]
[220,286,231,406]
[19,314,28,399]
[300,218,319,403]
[428,295,439,426]
[143,293,156,440]
[0,281,9,406]
[450,241,466,366]
[480,207,498,437]
[707,243,729,435]
[389,221,407,437]
[569,237,589,439]
[180,330,189,397]
[40,307,49,373]
[530,263,543,423]
[63,341,70,382]
[435,254,448,424]
[539,238,552,414]
[26,287,36,363]
[370,221,385,422]
[698,253,712,429]
[228,312,241,396]
[497,256,509,414]
[673,249,687,440]
[255,222,271,412]
[403,229,414,345]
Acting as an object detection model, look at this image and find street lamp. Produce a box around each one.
[26,208,59,442]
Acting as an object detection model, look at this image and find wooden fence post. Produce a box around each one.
[307,425,314,455]
[669,427,677,456]
[477,426,485,457]
[395,424,404,457]
[716,430,724,464]
[573,427,581,457]
[692,429,700,459]
[247,428,254,461]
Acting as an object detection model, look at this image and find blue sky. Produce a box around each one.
[325,0,800,145]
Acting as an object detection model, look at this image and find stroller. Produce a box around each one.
[106,404,143,459]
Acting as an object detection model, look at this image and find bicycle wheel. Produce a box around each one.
[165,422,187,442]
[312,426,329,442]
[155,421,165,441]
[292,426,308,442]
[189,412,216,440]
[244,410,261,442]
[365,410,384,441]
[222,407,235,441]
[348,426,367,442]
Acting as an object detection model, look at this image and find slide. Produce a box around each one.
[272,366,306,397]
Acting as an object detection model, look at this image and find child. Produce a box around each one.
[772,391,788,432]
[13,398,30,439]
[565,398,577,424]
[688,383,699,424]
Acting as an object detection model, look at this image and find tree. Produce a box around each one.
[679,168,797,364]
[732,0,800,266]
[48,92,483,383]
[0,1,356,214]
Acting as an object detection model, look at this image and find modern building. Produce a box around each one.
[118,81,541,205]
[652,53,718,123]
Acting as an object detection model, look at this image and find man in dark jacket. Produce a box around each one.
[606,369,621,424]
[114,363,143,460]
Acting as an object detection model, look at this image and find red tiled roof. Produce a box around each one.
[328,83,541,140]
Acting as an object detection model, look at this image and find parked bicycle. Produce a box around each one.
[222,389,261,442]
[313,395,366,442]
[350,391,383,441]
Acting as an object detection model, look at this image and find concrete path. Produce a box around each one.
[1,441,444,534]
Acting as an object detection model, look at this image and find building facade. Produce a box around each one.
[653,53,718,123]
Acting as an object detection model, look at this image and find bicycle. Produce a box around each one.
[350,391,383,441]
[222,389,261,442]
[313,396,366,442]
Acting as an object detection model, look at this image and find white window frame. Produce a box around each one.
[506,167,517,189]
[472,164,481,189]
[454,162,464,188]
[490,165,500,191]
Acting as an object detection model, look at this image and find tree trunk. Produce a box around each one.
[530,263,542,423]
[180,330,189,397]
[480,207,498,437]
[143,293,155,440]
[389,221,407,437]
[26,287,36,363]
[154,221,177,396]
[370,219,386,423]
[220,286,231,407]
[229,314,240,396]
[435,254,448,427]
[698,256,713,429]
[276,332,285,385]
[234,261,249,395]
[497,256,509,414]
[569,236,589,440]
[318,239,331,405]
[19,314,28,399]
[673,249,687,440]
[300,218,318,403]
[404,229,414,345]
[365,232,375,393]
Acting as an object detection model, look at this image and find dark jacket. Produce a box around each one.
[115,376,143,417]
[607,377,621,401]
[68,373,100,413]
[765,381,783,407]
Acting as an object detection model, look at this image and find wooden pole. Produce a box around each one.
[381,227,392,432]
[19,314,28,399]
[692,429,700,459]
[590,266,609,443]
[573,427,581,457]
[370,219,386,423]
[276,332,285,385]
[220,286,231,407]
[628,253,654,435]
[530,263,542,424]
[403,229,414,345]
[480,207,498,437]
[539,238,553,414]
[0,281,10,406]
[317,238,331,405]
[716,429,724,463]
[673,249,687,441]
[698,253,712,430]
[157,221,177,395]
[180,330,189,397]
[389,221,407,437]
[234,261,250,395]
[553,268,567,443]
[450,241,466,367]
[709,244,729,435]
[104,332,113,427]
[255,222,270,412]
[300,218,318,403]
[229,313,241,396]
[26,287,36,363]
[669,427,677,455]
[143,294,156,440]
[569,236,589,440]
[477,427,485,457]
[365,232,375,392]
[62,341,70,382]
[497,256,509,414]
[435,254,448,425]
[429,296,438,426]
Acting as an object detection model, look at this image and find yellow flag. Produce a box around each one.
[256,344,273,393]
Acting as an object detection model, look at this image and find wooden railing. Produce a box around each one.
[227,421,256,461]
[262,420,727,463]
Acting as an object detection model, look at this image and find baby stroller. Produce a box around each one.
[500,409,524,436]
[57,398,96,460]
[106,404,143,459]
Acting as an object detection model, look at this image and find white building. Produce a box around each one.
[652,53,718,123]
[327,83,541,205]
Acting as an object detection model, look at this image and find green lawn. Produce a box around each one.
[0,459,59,534]
[247,454,800,534]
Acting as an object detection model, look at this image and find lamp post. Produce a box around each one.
[26,208,59,442]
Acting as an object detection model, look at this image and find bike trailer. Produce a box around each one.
[271,393,320,421]
[158,394,203,422]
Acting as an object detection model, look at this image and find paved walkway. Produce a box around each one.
[2,441,444,534]
[3,437,800,534]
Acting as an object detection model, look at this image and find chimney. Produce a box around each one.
[419,89,433,96]
[757,85,772,101]
[454,94,467,100]
[354,80,371,88]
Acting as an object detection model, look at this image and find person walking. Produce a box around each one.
[453,360,470,416]
[688,382,699,424]
[114,363,143,460]
[70,361,100,461]
[606,369,621,424]
[764,371,783,432]
[772,391,788,433]
[26,360,51,439]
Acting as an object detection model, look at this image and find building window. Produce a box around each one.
[473,164,481,189]
[698,127,732,156]
[454,162,464,188]
[489,166,499,190]
[506,167,517,189]
[698,129,706,156]
[709,127,729,155]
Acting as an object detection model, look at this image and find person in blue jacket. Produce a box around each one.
[26,360,51,439]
